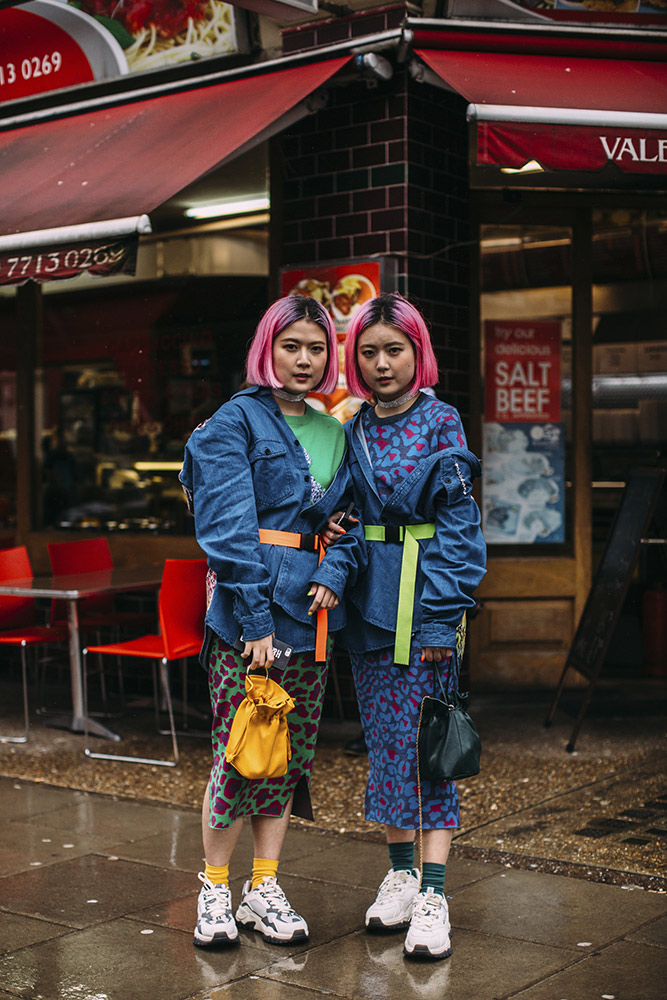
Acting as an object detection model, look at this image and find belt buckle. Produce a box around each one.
[299,532,317,551]
[383,525,403,544]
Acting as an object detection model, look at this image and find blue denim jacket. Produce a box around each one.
[179,386,365,653]
[339,400,486,653]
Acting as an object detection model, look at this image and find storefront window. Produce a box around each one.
[590,209,667,547]
[480,225,573,550]
[37,277,267,534]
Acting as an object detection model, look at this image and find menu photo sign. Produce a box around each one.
[280,260,382,423]
[482,320,565,544]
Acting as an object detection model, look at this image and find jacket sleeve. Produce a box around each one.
[310,463,367,600]
[180,415,275,642]
[418,453,486,649]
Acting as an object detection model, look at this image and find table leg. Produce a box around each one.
[44,598,121,742]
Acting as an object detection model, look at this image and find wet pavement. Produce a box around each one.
[1,673,666,998]
[0,775,666,1000]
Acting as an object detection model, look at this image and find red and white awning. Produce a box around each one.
[414,48,667,176]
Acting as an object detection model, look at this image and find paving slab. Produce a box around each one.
[449,866,667,950]
[0,912,71,957]
[264,925,572,1000]
[0,777,90,822]
[509,939,667,1000]
[626,912,667,947]
[0,918,274,1000]
[0,855,193,928]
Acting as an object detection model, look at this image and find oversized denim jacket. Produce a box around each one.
[340,400,487,653]
[179,386,365,653]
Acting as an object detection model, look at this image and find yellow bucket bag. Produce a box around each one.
[225,670,295,779]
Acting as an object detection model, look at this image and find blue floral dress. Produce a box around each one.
[349,394,467,830]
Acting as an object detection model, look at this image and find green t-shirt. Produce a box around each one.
[284,404,345,502]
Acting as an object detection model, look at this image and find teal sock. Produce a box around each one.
[420,862,446,896]
[388,841,415,872]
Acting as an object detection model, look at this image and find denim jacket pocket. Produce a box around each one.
[249,439,292,509]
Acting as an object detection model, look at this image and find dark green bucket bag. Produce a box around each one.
[417,655,481,782]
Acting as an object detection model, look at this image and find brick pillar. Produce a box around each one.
[278,68,470,417]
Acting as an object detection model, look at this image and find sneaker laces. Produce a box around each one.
[254,877,295,914]
[376,869,416,902]
[411,891,445,931]
[198,872,231,918]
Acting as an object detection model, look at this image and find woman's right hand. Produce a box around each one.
[242,634,274,669]
[322,512,346,548]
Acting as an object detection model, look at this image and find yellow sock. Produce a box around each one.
[204,862,229,887]
[251,857,278,889]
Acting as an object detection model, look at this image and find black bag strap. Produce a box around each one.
[431,653,470,710]
[431,654,455,703]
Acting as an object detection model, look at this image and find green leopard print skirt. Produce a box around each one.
[206,635,330,830]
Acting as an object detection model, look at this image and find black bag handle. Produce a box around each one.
[431,653,470,710]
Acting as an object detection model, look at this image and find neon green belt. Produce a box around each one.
[364,523,435,665]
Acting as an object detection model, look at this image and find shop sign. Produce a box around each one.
[0,235,138,287]
[483,320,564,543]
[280,260,382,422]
[0,0,244,101]
[478,122,667,175]
[484,320,561,422]
[450,0,667,26]
[0,2,126,100]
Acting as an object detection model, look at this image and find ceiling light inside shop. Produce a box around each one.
[185,197,270,220]
[500,160,545,175]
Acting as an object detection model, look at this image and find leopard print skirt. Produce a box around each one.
[206,635,330,829]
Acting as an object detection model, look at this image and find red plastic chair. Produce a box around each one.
[0,546,67,743]
[82,558,208,767]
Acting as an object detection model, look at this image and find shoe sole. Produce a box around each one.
[236,914,308,946]
[193,930,239,948]
[403,944,452,961]
[366,916,411,933]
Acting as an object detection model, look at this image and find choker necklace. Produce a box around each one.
[273,387,307,402]
[376,389,419,410]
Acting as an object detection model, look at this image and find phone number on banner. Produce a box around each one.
[0,241,137,286]
[0,53,63,87]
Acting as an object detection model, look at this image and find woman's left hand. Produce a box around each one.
[307,583,339,614]
[421,646,452,663]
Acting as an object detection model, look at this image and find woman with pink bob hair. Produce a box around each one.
[328,293,486,962]
[247,294,339,394]
[181,294,365,952]
[344,292,438,400]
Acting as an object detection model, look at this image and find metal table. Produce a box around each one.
[0,566,162,740]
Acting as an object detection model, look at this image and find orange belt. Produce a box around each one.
[258,528,328,662]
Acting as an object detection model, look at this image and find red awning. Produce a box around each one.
[0,56,349,283]
[415,49,667,176]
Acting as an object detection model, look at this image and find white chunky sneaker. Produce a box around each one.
[193,873,239,948]
[235,878,309,945]
[365,867,420,932]
[403,888,452,960]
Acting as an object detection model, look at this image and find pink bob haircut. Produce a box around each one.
[344,292,439,399]
[246,295,339,394]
